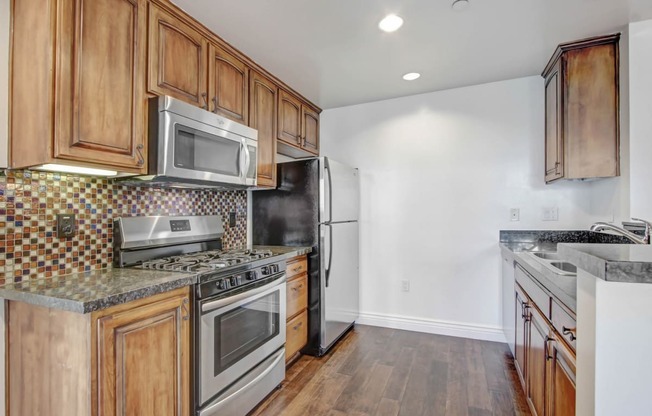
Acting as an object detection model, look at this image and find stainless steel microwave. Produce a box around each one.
[119,96,258,189]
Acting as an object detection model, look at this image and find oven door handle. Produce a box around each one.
[201,273,287,313]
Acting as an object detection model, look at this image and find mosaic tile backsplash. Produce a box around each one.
[0,170,247,283]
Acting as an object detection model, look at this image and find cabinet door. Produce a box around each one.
[148,4,208,108]
[95,290,190,416]
[277,89,302,146]
[286,310,308,363]
[208,44,249,123]
[515,284,528,390]
[527,306,548,416]
[544,60,563,183]
[249,71,277,188]
[548,338,576,416]
[301,105,319,155]
[54,0,147,172]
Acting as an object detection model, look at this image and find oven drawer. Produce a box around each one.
[286,257,307,279]
[286,310,308,361]
[286,275,308,320]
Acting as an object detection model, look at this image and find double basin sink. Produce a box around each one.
[525,251,577,276]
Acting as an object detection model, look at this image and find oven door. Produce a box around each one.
[198,274,286,406]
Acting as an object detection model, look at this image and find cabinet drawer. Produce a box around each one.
[551,300,577,351]
[515,265,551,317]
[286,275,308,320]
[286,310,308,362]
[287,257,307,279]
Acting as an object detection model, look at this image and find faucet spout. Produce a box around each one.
[590,219,651,244]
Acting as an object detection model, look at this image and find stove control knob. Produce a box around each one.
[247,271,257,280]
[271,264,279,273]
[216,279,227,290]
[261,266,270,275]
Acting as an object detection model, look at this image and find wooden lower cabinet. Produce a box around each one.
[7,287,191,416]
[285,255,308,365]
[515,267,576,416]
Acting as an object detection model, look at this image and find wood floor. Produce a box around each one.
[251,325,530,416]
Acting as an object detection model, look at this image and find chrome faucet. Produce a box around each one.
[590,217,652,244]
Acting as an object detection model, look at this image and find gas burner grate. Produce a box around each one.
[137,248,276,272]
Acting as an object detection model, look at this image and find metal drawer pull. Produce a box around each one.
[293,322,303,330]
[291,284,303,291]
[291,265,302,273]
[181,298,190,321]
[562,326,577,341]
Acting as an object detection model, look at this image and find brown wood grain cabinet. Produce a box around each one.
[542,34,620,183]
[7,287,191,416]
[208,43,249,123]
[514,265,576,416]
[249,71,278,188]
[278,90,320,157]
[285,255,309,365]
[10,0,148,173]
[148,3,208,109]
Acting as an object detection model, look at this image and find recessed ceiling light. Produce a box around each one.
[378,14,403,33]
[452,0,470,12]
[402,72,421,81]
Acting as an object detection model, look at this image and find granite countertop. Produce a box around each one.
[0,245,313,314]
[0,268,198,314]
[558,243,652,284]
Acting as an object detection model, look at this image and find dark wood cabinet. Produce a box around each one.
[249,71,278,188]
[10,0,148,173]
[148,3,208,109]
[542,34,620,183]
[515,265,576,416]
[278,89,320,157]
[7,287,191,416]
[209,43,249,123]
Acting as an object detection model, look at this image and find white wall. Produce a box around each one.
[628,20,652,219]
[321,76,621,340]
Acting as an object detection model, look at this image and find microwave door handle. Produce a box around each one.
[239,140,247,182]
[244,142,251,181]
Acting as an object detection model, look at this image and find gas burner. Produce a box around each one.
[137,248,276,272]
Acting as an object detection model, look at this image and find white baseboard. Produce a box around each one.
[356,311,507,343]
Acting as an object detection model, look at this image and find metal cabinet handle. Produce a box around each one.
[181,298,190,321]
[296,135,302,145]
[212,96,218,114]
[291,284,303,291]
[201,93,208,110]
[293,322,303,330]
[291,265,302,273]
[562,326,577,341]
[545,336,553,361]
[136,144,144,167]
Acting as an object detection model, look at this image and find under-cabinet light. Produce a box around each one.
[35,164,118,177]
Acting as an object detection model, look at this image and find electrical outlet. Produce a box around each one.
[542,207,559,221]
[510,208,520,222]
[56,213,76,238]
[401,280,410,292]
[229,212,237,228]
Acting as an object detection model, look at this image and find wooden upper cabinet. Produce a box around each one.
[544,60,563,183]
[277,89,320,157]
[94,288,190,416]
[278,89,302,146]
[209,44,249,123]
[542,34,620,183]
[249,71,277,188]
[10,0,147,173]
[302,105,320,154]
[148,3,208,109]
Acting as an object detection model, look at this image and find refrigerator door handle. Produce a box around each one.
[325,223,333,287]
[324,157,333,224]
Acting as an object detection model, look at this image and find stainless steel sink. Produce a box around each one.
[525,251,577,276]
[550,262,577,274]
[532,252,561,260]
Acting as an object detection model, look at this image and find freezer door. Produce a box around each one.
[321,158,360,223]
[320,221,359,351]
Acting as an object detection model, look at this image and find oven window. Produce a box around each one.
[174,125,241,176]
[214,291,280,375]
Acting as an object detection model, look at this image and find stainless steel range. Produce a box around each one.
[114,215,286,416]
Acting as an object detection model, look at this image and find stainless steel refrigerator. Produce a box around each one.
[252,157,359,356]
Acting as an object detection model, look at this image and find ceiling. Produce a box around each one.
[173,0,652,110]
